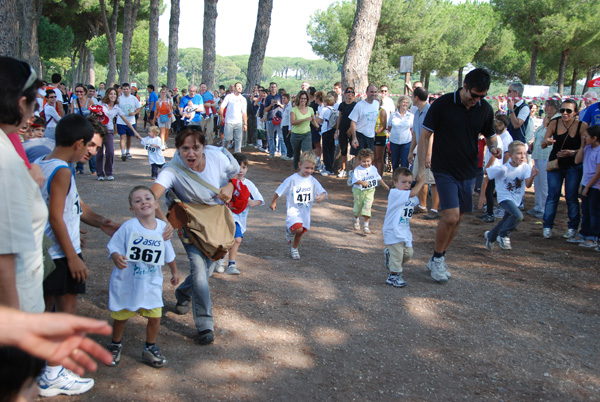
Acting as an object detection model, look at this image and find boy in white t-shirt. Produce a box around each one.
[216,153,265,275]
[382,167,426,287]
[484,141,538,251]
[135,126,165,179]
[270,152,327,260]
[351,148,389,234]
[106,186,179,368]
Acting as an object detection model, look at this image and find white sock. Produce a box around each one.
[126,149,130,154]
[44,365,63,379]
[364,221,369,227]
[431,209,438,213]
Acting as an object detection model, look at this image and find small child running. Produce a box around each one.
[382,167,426,287]
[270,151,327,260]
[216,152,265,274]
[135,126,165,179]
[106,186,179,368]
[351,148,389,234]
[484,141,538,251]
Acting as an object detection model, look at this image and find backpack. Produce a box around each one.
[326,106,339,130]
[509,102,533,143]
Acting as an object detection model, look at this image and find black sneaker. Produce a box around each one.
[482,215,495,223]
[196,329,214,345]
[121,154,127,161]
[106,342,122,367]
[142,345,167,368]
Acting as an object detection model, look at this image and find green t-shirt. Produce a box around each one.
[291,106,314,134]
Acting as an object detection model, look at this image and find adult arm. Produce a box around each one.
[416,127,434,179]
[0,254,19,308]
[80,200,120,236]
[541,119,557,149]
[349,121,358,147]
[485,134,501,160]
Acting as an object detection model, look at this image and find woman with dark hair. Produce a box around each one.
[43,89,62,139]
[290,90,316,170]
[151,127,239,345]
[541,98,587,239]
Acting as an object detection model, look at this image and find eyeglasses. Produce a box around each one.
[380,90,388,93]
[47,95,56,99]
[559,108,574,114]
[345,91,354,94]
[468,88,487,100]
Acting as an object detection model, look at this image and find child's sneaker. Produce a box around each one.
[106,342,122,367]
[126,153,132,160]
[484,231,494,251]
[385,273,406,288]
[215,258,226,273]
[338,170,347,178]
[384,247,390,270]
[497,236,512,250]
[142,344,167,368]
[353,219,360,230]
[285,228,295,244]
[38,367,94,397]
[426,257,449,283]
[363,225,371,234]
[226,264,240,275]
[290,247,300,260]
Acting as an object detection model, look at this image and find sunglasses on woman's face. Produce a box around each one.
[560,108,574,114]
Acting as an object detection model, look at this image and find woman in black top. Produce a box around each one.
[336,87,357,178]
[541,98,587,239]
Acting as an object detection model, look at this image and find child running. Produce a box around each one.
[382,167,426,287]
[216,152,265,274]
[351,148,389,234]
[573,125,600,249]
[135,126,165,179]
[484,141,538,251]
[270,151,327,260]
[106,186,179,368]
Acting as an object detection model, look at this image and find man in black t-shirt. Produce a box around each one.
[416,68,501,283]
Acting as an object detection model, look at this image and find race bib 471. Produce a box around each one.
[293,185,313,205]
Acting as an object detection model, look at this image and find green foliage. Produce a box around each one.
[38,16,74,60]
[307,1,356,64]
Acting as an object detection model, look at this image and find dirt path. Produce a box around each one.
[49,137,599,401]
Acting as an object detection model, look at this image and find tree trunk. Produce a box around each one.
[100,0,119,87]
[0,0,19,57]
[88,49,96,86]
[341,0,383,95]
[557,49,571,96]
[120,0,133,84]
[570,68,578,97]
[202,0,218,91]
[457,66,464,89]
[81,46,88,84]
[529,43,539,85]
[582,68,599,95]
[148,0,160,87]
[424,72,430,90]
[18,0,34,64]
[167,0,180,91]
[245,0,273,93]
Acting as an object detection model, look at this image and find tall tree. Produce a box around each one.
[245,0,273,93]
[167,0,180,90]
[148,0,159,87]
[99,0,119,86]
[202,0,218,90]
[342,0,383,93]
[120,0,141,84]
[0,0,19,57]
[18,0,43,72]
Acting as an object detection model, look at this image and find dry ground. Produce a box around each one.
[45,136,599,401]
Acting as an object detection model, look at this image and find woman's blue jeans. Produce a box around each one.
[580,187,600,241]
[543,164,582,230]
[175,242,215,333]
[390,142,411,172]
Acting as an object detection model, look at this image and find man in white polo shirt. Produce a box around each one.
[348,84,380,168]
[219,82,248,153]
[116,83,142,161]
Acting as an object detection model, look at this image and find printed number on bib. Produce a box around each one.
[293,185,313,204]
[145,144,156,153]
[398,206,414,225]
[73,198,83,216]
[362,177,377,190]
[126,233,165,265]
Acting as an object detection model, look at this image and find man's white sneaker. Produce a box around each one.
[338,170,347,178]
[226,264,240,275]
[563,228,577,239]
[543,228,552,239]
[497,236,512,250]
[38,367,94,397]
[215,259,226,273]
[426,257,449,283]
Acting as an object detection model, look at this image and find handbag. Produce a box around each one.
[166,164,235,261]
[159,114,170,123]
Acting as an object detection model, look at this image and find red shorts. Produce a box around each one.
[289,223,307,234]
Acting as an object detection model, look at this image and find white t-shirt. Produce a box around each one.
[100,103,126,131]
[37,158,82,259]
[382,189,419,247]
[388,110,414,145]
[275,173,327,230]
[116,94,141,125]
[233,178,264,234]
[44,103,61,129]
[320,106,334,134]
[349,100,380,138]
[107,218,175,312]
[352,165,382,191]
[221,93,247,124]
[499,131,512,154]
[381,96,395,119]
[487,161,532,205]
[141,136,165,165]
[155,146,230,204]
[282,103,292,128]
